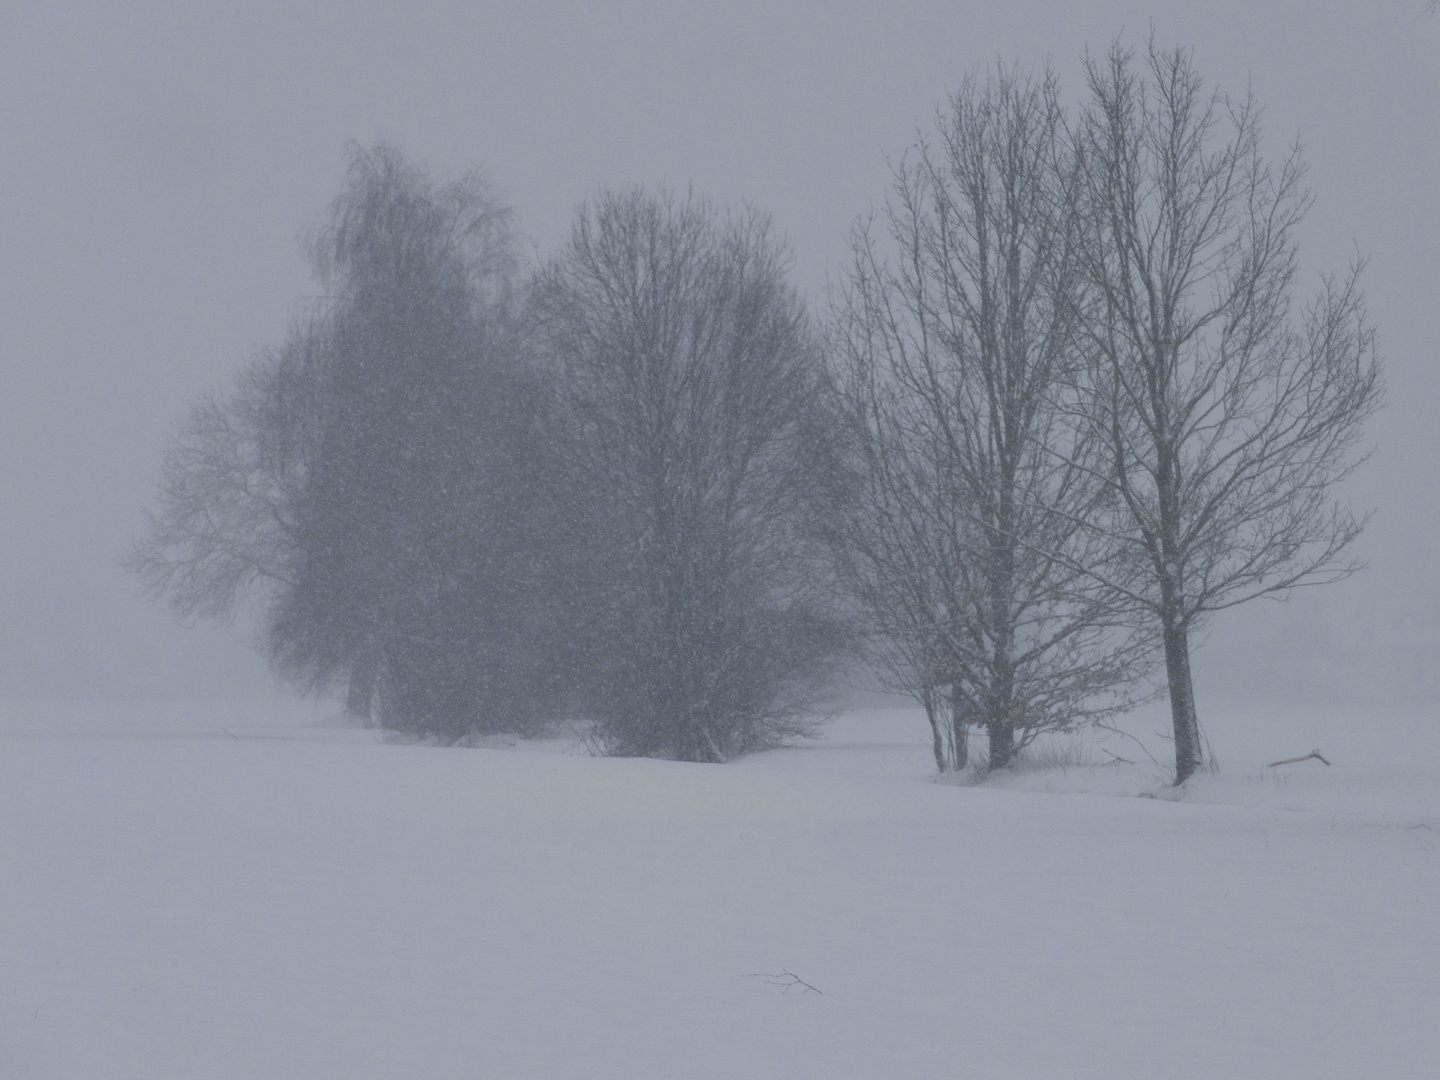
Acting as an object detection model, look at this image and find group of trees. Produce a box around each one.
[829,43,1378,781]
[132,39,1380,783]
[131,146,838,760]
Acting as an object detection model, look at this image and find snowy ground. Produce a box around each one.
[2,696,1436,1079]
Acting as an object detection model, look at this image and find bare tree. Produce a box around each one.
[133,144,560,738]
[1073,40,1382,783]
[268,144,540,737]
[530,186,839,762]
[829,66,1147,772]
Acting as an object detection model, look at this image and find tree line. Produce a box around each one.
[130,40,1380,783]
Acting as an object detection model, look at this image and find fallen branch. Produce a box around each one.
[1267,749,1331,767]
[1100,749,1135,766]
[743,971,822,994]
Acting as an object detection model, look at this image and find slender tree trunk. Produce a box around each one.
[924,690,948,772]
[948,684,969,770]
[986,509,1018,769]
[1162,619,1202,783]
[345,648,378,720]
[1157,429,1201,782]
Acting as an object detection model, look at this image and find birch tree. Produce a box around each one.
[133,144,557,738]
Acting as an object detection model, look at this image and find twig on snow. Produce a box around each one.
[1267,749,1331,767]
[743,971,822,994]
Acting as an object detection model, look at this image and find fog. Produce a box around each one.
[1,0,1435,705]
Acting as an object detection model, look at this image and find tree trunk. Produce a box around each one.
[948,684,969,770]
[924,692,948,772]
[986,653,1017,770]
[987,717,1016,771]
[345,650,377,721]
[1162,620,1202,783]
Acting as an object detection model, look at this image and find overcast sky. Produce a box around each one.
[1,1,1435,705]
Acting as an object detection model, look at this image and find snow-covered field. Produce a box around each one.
[3,697,1436,1079]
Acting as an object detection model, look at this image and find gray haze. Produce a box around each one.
[1,1,1435,705]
